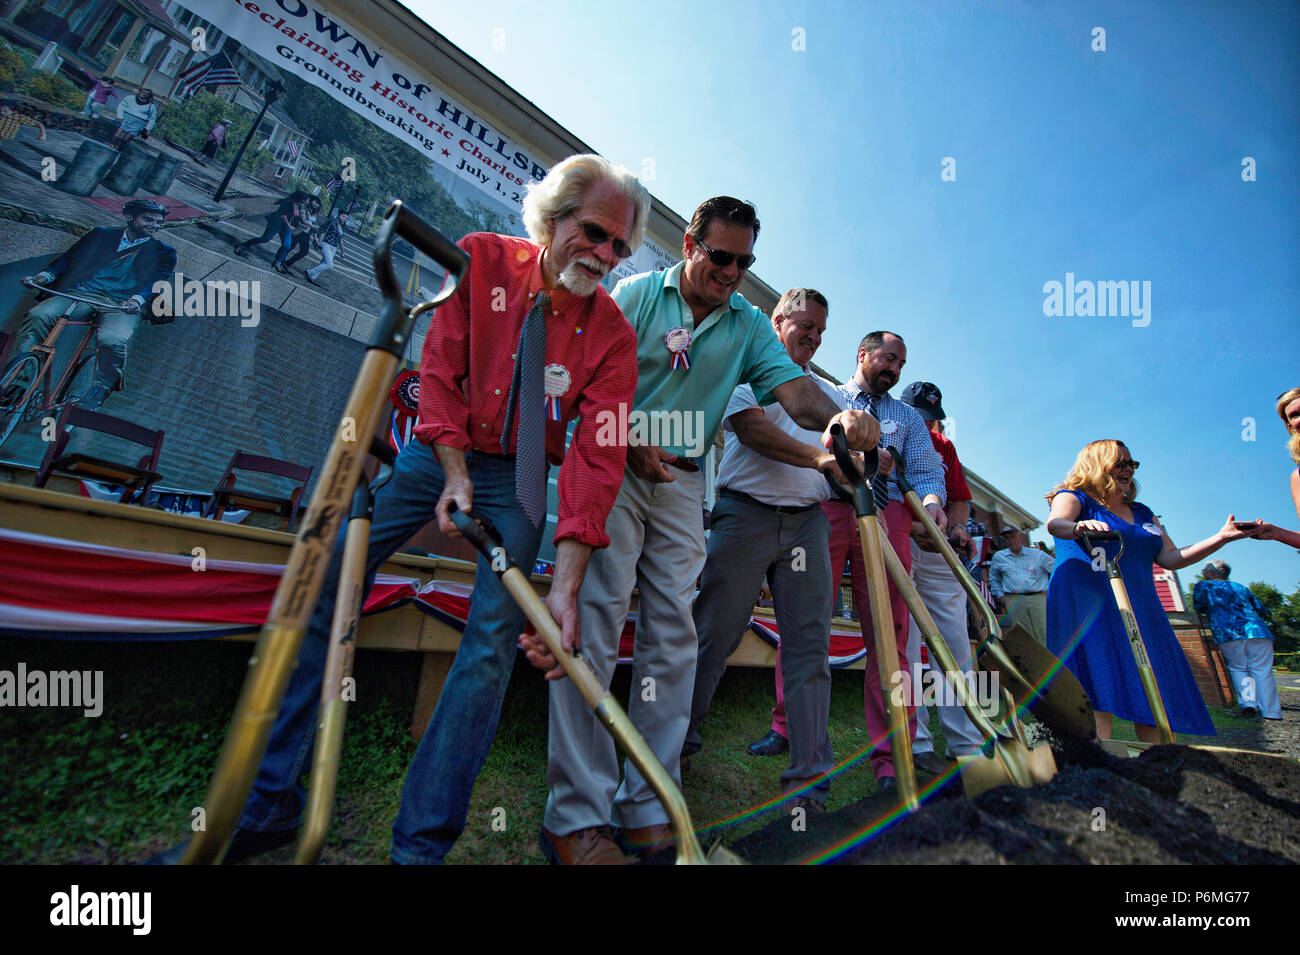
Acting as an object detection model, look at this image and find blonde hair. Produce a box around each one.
[1045,439,1138,506]
[521,153,649,252]
[1276,387,1300,465]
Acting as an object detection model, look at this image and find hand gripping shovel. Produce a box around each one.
[859,482,1057,795]
[823,424,918,812]
[887,447,1095,743]
[294,439,396,865]
[182,202,469,865]
[447,502,744,865]
[1078,530,1175,747]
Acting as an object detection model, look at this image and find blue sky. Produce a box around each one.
[409,0,1300,591]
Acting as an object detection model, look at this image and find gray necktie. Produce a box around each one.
[865,393,891,511]
[501,291,549,527]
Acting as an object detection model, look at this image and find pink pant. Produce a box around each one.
[772,499,915,778]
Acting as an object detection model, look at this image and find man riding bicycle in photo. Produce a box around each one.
[10,198,177,411]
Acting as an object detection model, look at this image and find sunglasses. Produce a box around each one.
[1116,459,1140,470]
[568,216,632,259]
[693,236,756,271]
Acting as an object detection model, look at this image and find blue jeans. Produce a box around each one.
[236,441,546,864]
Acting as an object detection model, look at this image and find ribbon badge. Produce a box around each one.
[665,325,692,371]
[543,363,571,421]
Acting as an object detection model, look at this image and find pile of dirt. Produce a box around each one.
[728,743,1300,865]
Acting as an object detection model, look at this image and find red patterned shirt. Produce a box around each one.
[415,232,638,549]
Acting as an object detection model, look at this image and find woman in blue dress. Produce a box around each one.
[1044,439,1260,742]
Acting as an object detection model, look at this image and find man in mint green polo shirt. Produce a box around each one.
[537,196,879,864]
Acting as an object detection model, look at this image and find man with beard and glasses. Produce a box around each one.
[533,197,880,864]
[749,332,946,792]
[148,153,648,866]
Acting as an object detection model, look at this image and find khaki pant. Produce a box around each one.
[1000,591,1048,645]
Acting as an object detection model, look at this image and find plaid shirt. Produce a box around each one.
[835,381,946,505]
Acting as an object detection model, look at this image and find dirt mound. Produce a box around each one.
[729,744,1300,865]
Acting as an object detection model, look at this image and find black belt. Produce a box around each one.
[719,486,820,514]
[1004,591,1046,597]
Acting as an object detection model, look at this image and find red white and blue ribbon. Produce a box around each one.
[665,326,691,371]
[543,364,570,421]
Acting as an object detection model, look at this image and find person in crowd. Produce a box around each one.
[989,523,1054,644]
[748,332,947,796]
[12,198,175,411]
[149,153,650,866]
[199,118,232,164]
[1192,560,1282,720]
[276,195,321,274]
[306,212,349,286]
[233,190,307,261]
[898,381,983,775]
[1044,439,1261,742]
[685,287,847,812]
[111,88,158,149]
[538,196,879,864]
[82,73,116,117]
[1278,387,1300,524]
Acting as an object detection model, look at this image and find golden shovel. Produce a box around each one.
[294,440,396,865]
[182,202,469,864]
[824,425,918,812]
[447,503,744,865]
[873,535,1058,794]
[1078,530,1175,745]
[886,447,1095,743]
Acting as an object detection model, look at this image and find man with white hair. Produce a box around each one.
[150,153,649,865]
[1192,560,1283,720]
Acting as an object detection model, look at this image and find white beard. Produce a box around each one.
[558,258,607,297]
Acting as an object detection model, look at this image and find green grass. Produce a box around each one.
[0,638,922,864]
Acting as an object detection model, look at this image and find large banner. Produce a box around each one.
[208,0,675,281]
[0,0,676,526]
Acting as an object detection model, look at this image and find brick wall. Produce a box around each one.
[1171,611,1233,707]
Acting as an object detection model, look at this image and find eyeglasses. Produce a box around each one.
[567,215,632,259]
[1116,459,1140,470]
[693,236,756,272]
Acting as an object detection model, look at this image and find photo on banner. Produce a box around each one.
[0,0,675,549]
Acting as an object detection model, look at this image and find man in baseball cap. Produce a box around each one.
[899,380,984,775]
[900,380,946,422]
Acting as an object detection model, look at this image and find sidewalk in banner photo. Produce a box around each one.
[0,132,429,363]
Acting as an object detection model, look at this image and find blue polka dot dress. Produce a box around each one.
[1046,490,1215,735]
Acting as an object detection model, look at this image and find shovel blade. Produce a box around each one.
[703,841,748,865]
[983,624,1096,742]
[1025,742,1059,785]
[956,740,1058,798]
[957,752,1018,798]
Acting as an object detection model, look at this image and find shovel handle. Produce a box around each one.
[446,501,713,863]
[370,201,469,358]
[827,423,879,517]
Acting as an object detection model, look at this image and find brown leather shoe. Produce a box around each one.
[540,826,630,865]
[619,822,675,855]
